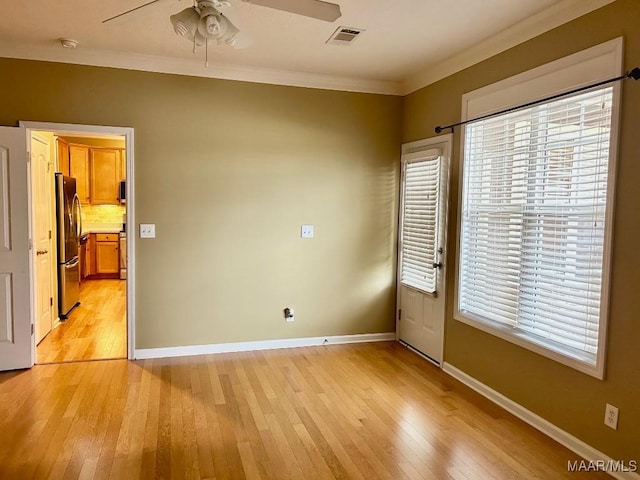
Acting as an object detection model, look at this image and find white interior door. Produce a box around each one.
[0,127,33,371]
[397,135,451,364]
[31,134,53,344]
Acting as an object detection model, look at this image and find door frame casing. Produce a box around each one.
[20,121,135,360]
[396,133,452,365]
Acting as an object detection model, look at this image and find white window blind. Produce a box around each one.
[459,86,613,364]
[400,155,441,293]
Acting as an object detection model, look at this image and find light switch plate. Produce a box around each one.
[140,223,156,238]
[301,224,314,238]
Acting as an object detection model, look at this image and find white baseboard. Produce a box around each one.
[134,332,396,360]
[442,362,640,480]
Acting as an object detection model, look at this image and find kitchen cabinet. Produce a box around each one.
[80,234,93,280]
[69,144,90,204]
[90,149,121,205]
[83,233,119,279]
[95,233,120,276]
[119,149,126,180]
[56,138,70,176]
[68,144,125,205]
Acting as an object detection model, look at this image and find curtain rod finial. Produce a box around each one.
[628,67,640,81]
[435,126,443,134]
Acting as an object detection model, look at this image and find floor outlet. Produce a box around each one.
[604,403,619,430]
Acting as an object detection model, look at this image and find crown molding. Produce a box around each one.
[0,0,614,98]
[401,0,617,95]
[0,41,403,96]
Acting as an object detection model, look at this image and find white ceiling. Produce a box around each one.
[0,0,614,95]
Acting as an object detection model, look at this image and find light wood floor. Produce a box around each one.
[0,342,605,479]
[37,279,127,364]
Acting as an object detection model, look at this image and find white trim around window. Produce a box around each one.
[454,38,623,379]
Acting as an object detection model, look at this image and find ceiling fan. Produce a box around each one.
[103,0,342,65]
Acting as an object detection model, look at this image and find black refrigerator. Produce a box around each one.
[55,174,82,319]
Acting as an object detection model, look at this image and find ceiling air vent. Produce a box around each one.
[326,27,364,46]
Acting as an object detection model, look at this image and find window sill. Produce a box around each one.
[454,310,605,380]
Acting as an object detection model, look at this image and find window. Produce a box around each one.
[455,39,622,378]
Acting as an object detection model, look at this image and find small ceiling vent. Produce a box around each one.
[326,27,364,46]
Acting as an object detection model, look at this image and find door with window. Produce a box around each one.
[397,136,451,364]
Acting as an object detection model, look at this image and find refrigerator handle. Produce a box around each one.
[73,193,83,237]
[65,257,80,269]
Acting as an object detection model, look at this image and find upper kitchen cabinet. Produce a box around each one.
[67,141,125,205]
[90,148,121,205]
[56,138,70,176]
[69,144,90,204]
[120,149,126,180]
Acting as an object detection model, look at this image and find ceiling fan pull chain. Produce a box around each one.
[192,36,197,54]
[205,38,209,67]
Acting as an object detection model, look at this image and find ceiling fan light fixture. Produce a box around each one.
[193,31,207,47]
[196,8,239,43]
[198,7,235,37]
[199,13,224,38]
[170,7,200,38]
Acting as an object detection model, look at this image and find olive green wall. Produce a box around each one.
[404,0,639,463]
[0,60,402,348]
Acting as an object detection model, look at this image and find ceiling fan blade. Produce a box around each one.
[242,0,341,22]
[102,0,169,24]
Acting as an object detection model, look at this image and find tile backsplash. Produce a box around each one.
[82,204,126,225]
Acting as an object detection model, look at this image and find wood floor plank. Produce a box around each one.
[0,342,615,480]
[294,403,363,480]
[291,422,337,479]
[36,279,127,364]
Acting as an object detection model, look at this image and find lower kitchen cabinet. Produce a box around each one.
[84,233,120,279]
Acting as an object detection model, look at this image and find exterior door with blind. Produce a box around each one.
[397,135,451,364]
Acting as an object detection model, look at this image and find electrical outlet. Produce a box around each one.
[604,403,619,430]
[284,307,295,322]
[301,225,314,238]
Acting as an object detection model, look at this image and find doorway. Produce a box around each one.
[397,135,451,364]
[22,122,135,364]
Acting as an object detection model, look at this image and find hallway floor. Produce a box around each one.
[37,279,127,364]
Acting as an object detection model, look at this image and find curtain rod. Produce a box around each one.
[434,67,640,134]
